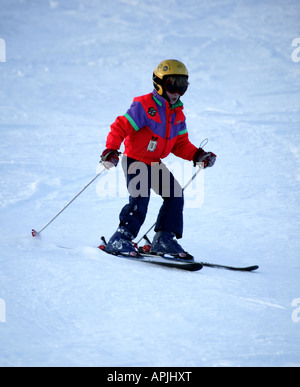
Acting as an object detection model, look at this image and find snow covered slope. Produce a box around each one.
[0,0,300,367]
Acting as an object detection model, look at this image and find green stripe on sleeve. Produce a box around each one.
[178,128,188,135]
[124,113,140,132]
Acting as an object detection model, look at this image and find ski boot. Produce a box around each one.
[149,231,194,260]
[104,227,138,256]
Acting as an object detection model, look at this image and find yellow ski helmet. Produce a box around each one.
[153,59,189,95]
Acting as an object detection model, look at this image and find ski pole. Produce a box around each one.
[32,166,107,237]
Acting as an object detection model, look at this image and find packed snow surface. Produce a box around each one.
[0,0,300,367]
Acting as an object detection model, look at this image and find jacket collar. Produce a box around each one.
[152,89,183,110]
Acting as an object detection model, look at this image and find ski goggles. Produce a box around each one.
[164,79,188,96]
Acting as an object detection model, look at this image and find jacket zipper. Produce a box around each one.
[161,102,172,157]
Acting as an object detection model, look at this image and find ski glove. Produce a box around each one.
[101,149,120,168]
[193,148,217,168]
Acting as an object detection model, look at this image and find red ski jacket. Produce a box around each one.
[106,90,198,165]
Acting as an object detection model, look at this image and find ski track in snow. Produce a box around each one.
[0,0,300,367]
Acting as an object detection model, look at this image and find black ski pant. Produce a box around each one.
[119,156,184,239]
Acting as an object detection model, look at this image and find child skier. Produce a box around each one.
[101,59,216,259]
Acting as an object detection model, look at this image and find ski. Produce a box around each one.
[99,248,203,272]
[98,237,258,272]
[138,236,259,272]
[99,237,202,271]
[139,253,259,272]
[201,262,259,272]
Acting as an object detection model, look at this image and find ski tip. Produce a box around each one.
[201,262,260,271]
